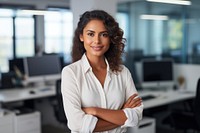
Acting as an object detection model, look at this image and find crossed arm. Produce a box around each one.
[82,93,142,132]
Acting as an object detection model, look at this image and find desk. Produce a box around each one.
[0,85,56,103]
[0,87,195,107]
[0,86,55,133]
[139,90,196,109]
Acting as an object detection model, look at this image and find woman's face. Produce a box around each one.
[79,19,110,58]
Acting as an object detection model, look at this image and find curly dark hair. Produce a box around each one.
[71,10,125,72]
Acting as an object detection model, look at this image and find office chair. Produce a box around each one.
[163,78,200,132]
[52,79,69,129]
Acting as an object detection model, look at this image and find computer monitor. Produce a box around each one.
[24,55,61,85]
[141,58,174,89]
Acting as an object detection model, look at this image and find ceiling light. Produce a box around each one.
[140,14,169,20]
[147,0,191,5]
[20,10,48,15]
[20,9,58,16]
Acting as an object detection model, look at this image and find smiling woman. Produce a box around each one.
[80,20,110,63]
[61,10,143,133]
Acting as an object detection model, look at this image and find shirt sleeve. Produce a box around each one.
[121,66,144,128]
[61,66,98,132]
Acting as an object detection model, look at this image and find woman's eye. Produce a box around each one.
[87,33,94,37]
[101,33,109,37]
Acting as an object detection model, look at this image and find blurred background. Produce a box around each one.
[0,0,200,133]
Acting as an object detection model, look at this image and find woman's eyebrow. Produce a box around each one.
[100,31,108,33]
[86,30,95,33]
[86,30,108,33]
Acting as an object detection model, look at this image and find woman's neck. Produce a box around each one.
[86,54,107,70]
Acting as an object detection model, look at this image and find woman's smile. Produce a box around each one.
[91,45,104,51]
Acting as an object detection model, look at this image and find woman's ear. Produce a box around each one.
[79,34,83,42]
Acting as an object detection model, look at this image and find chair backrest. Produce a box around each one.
[194,78,200,129]
[54,79,67,124]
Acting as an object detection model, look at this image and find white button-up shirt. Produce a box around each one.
[61,54,143,133]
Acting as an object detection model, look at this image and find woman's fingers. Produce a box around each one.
[123,94,142,109]
[126,93,138,104]
[129,97,142,108]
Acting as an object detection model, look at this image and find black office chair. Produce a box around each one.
[52,79,69,130]
[163,78,200,132]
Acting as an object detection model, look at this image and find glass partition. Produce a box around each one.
[117,0,200,64]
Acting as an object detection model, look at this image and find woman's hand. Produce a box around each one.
[122,93,142,109]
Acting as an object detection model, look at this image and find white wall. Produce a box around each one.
[174,64,200,91]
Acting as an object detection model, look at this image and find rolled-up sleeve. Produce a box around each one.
[121,105,143,128]
[121,67,144,128]
[61,67,98,132]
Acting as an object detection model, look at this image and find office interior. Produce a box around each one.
[0,0,200,133]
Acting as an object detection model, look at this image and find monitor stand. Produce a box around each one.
[28,81,46,88]
[147,86,174,92]
[44,80,56,86]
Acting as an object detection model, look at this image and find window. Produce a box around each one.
[116,12,129,51]
[117,1,198,64]
[15,14,35,58]
[0,8,35,72]
[44,8,73,63]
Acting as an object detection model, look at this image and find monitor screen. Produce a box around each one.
[24,55,61,84]
[141,59,174,89]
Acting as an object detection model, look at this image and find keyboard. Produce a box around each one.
[39,88,51,91]
[141,95,156,101]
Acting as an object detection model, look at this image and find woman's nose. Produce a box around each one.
[94,35,100,44]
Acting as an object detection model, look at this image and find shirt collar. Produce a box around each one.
[81,53,111,74]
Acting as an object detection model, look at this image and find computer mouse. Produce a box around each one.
[29,90,35,94]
